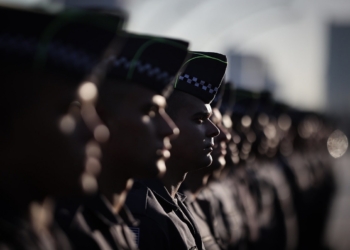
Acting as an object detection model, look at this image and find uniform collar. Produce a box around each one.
[176,192,187,203]
[85,194,138,227]
[178,183,196,204]
[119,205,139,227]
[138,179,187,210]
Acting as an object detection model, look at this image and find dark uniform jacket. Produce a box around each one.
[56,194,138,250]
[198,188,229,249]
[207,180,245,249]
[125,179,205,250]
[223,169,259,245]
[179,188,222,250]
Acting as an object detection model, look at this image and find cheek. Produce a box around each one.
[110,117,155,152]
[173,124,205,152]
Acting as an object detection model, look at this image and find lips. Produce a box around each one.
[204,143,214,153]
[156,148,171,159]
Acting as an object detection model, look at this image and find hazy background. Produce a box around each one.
[87,2,350,248]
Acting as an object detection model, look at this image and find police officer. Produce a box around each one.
[126,51,227,250]
[180,82,238,250]
[0,5,121,249]
[58,34,190,250]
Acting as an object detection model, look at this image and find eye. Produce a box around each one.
[149,110,156,117]
[68,101,81,116]
[147,105,159,118]
[195,117,204,124]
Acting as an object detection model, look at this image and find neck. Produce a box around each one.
[183,169,210,198]
[98,161,133,214]
[161,164,188,199]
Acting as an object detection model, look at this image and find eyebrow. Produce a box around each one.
[150,101,166,109]
[192,111,212,118]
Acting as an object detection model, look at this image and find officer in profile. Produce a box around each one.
[126,51,227,250]
[0,5,121,249]
[205,85,247,250]
[58,34,190,250]
[180,82,230,250]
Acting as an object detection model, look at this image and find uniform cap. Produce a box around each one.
[105,33,189,95]
[0,6,125,83]
[174,51,227,104]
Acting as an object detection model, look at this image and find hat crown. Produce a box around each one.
[174,51,227,104]
[106,33,189,95]
[0,6,125,82]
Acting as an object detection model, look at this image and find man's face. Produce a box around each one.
[98,84,177,179]
[210,108,231,171]
[6,76,92,199]
[167,91,220,172]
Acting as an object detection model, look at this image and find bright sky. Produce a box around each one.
[124,0,350,111]
[2,0,350,111]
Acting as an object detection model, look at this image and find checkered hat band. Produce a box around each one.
[111,56,173,84]
[178,73,219,94]
[0,33,97,72]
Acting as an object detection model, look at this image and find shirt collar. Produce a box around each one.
[138,179,187,210]
[119,205,139,227]
[84,194,118,226]
[84,194,138,227]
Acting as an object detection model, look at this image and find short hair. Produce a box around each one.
[166,90,194,121]
[97,79,136,114]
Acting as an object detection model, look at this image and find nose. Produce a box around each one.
[159,109,179,139]
[207,119,220,138]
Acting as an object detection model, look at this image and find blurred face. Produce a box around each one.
[167,92,220,172]
[5,76,91,199]
[98,84,177,179]
[210,108,231,171]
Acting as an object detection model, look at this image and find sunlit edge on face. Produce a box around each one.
[78,82,98,102]
[156,159,167,177]
[94,124,110,143]
[59,114,76,135]
[152,95,166,107]
[327,129,348,158]
[81,173,98,194]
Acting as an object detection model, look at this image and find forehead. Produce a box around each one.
[104,82,164,108]
[127,84,164,104]
[174,91,211,116]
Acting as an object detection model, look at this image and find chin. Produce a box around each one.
[197,155,213,169]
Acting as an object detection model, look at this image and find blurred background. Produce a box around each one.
[120,4,350,248]
[3,0,350,249]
